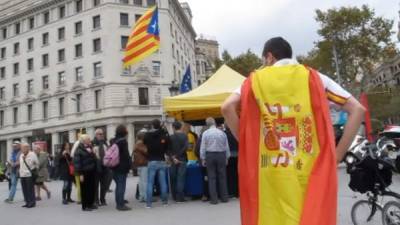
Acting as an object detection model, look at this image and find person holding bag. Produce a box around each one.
[19,143,39,208]
[58,142,75,205]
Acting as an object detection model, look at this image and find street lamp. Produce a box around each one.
[168,80,180,96]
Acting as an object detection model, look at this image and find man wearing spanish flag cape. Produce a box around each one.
[222,37,366,225]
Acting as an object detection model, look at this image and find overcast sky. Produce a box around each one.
[181,0,399,58]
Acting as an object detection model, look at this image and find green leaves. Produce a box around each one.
[215,49,262,77]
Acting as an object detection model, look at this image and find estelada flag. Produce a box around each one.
[123,6,160,67]
[239,64,337,225]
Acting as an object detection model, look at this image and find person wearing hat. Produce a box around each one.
[4,141,22,203]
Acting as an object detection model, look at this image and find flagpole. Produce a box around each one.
[157,0,166,123]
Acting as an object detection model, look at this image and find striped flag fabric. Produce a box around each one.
[123,6,160,67]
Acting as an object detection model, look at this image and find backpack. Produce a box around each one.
[103,143,120,168]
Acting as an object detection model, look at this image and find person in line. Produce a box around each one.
[92,128,112,206]
[169,121,189,202]
[34,145,51,201]
[4,141,21,203]
[111,125,132,211]
[133,131,148,203]
[221,37,365,225]
[183,123,198,161]
[73,134,97,211]
[58,142,75,205]
[200,117,230,204]
[71,139,82,204]
[19,143,39,208]
[195,126,210,202]
[144,119,170,208]
[225,126,239,198]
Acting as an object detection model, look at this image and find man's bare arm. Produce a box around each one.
[221,93,241,140]
[336,97,366,163]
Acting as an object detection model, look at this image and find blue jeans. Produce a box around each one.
[8,172,18,200]
[170,163,187,201]
[137,166,148,201]
[146,161,168,207]
[113,173,127,208]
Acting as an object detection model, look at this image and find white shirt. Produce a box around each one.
[234,59,352,106]
[200,126,231,160]
[19,151,39,178]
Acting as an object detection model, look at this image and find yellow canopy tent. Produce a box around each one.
[163,65,245,121]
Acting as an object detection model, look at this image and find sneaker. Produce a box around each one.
[47,191,51,199]
[82,208,93,212]
[124,200,129,204]
[145,205,152,209]
[117,205,132,211]
[22,205,28,208]
[62,199,68,205]
[89,205,98,210]
[99,201,107,206]
[67,199,75,203]
[4,199,13,203]
[36,197,42,201]
[162,202,169,206]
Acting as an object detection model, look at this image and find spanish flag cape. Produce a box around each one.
[239,64,337,225]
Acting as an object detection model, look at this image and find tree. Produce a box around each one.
[298,5,397,91]
[215,49,262,76]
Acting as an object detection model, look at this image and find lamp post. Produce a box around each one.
[168,80,180,96]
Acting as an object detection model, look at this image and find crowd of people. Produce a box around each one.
[3,117,239,211]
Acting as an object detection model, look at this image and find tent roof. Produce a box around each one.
[163,65,245,121]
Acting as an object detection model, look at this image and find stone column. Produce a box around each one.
[52,132,59,155]
[6,139,13,161]
[86,127,95,140]
[69,130,76,143]
[127,123,135,153]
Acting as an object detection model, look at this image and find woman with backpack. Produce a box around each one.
[58,142,75,205]
[73,134,97,211]
[111,125,132,211]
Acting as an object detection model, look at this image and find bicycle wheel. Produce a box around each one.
[383,201,400,225]
[351,200,383,225]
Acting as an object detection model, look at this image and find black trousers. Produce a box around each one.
[80,170,96,210]
[21,177,36,206]
[206,152,229,202]
[227,156,239,197]
[95,168,112,203]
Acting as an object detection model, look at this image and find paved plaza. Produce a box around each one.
[1,167,400,225]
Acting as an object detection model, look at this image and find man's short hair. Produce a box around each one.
[262,37,292,60]
[205,117,216,127]
[172,121,182,130]
[152,119,161,129]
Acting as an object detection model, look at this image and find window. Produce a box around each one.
[27,58,34,71]
[147,0,156,6]
[121,36,129,49]
[75,43,83,57]
[135,14,142,22]
[2,27,7,39]
[93,0,100,7]
[152,61,160,75]
[120,0,129,4]
[29,17,35,29]
[43,11,50,24]
[134,0,142,6]
[58,27,65,40]
[0,87,4,100]
[13,107,18,125]
[76,0,83,13]
[58,71,66,86]
[76,94,82,112]
[0,67,4,80]
[0,47,5,59]
[42,32,49,45]
[120,13,129,26]
[59,6,66,19]
[15,23,20,35]
[0,110,4,127]
[94,89,101,109]
[43,101,48,119]
[93,15,101,29]
[138,87,149,105]
[94,62,102,77]
[13,63,19,75]
[170,23,173,36]
[58,49,65,62]
[59,97,65,116]
[27,104,33,122]
[93,38,101,53]
[13,42,19,55]
[42,54,49,67]
[13,83,19,97]
[27,79,33,94]
[75,67,83,81]
[27,37,34,51]
[172,44,175,58]
[42,75,49,89]
[75,21,82,35]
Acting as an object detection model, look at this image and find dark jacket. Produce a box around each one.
[169,132,189,162]
[92,138,109,173]
[73,143,97,174]
[112,138,131,174]
[144,129,170,161]
[58,152,73,181]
